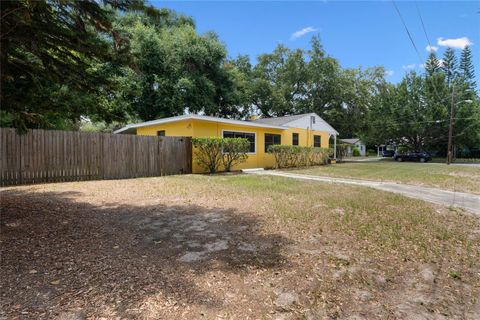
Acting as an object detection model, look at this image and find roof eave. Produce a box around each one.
[114,115,287,134]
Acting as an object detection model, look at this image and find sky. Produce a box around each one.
[152,1,479,84]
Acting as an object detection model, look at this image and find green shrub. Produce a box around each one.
[222,138,250,172]
[397,145,409,154]
[352,147,360,156]
[268,145,329,168]
[366,149,376,157]
[192,137,223,173]
[192,137,250,173]
[329,144,348,161]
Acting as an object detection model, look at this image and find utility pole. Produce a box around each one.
[446,86,455,165]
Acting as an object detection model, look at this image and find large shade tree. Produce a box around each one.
[0,0,148,130]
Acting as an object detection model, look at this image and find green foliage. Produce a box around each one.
[268,145,329,168]
[192,137,250,173]
[352,147,360,157]
[113,12,243,121]
[329,144,348,161]
[221,138,250,172]
[230,36,386,138]
[0,0,147,131]
[459,46,476,91]
[364,55,479,154]
[192,137,224,173]
[425,52,440,76]
[2,0,478,160]
[397,145,409,154]
[442,48,458,87]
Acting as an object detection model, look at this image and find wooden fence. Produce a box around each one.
[0,128,192,186]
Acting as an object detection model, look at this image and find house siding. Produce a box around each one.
[136,119,330,173]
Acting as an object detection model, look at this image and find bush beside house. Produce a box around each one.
[192,137,249,173]
[268,145,329,169]
[193,138,331,173]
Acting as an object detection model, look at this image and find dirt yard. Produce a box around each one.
[1,174,479,319]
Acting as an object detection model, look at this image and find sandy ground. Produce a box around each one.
[1,176,479,319]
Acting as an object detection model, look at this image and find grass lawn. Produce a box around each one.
[292,161,480,194]
[1,174,479,319]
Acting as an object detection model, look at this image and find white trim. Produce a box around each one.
[114,114,286,134]
[221,129,257,155]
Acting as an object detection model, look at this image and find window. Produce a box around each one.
[157,130,165,136]
[313,135,321,147]
[223,131,255,153]
[265,133,281,152]
[292,133,299,146]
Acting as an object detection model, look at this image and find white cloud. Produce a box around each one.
[419,64,425,69]
[291,26,318,40]
[385,70,394,77]
[437,37,473,49]
[402,64,416,70]
[426,45,438,53]
[438,59,445,67]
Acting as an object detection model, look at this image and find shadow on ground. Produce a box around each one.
[0,188,290,319]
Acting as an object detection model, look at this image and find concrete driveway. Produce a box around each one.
[245,170,480,215]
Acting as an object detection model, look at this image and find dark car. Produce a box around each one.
[394,151,431,163]
[382,150,395,157]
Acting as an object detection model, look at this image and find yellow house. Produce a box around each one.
[115,113,339,173]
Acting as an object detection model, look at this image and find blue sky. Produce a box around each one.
[152,1,479,83]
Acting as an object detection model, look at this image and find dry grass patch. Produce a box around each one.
[292,161,480,194]
[1,174,479,319]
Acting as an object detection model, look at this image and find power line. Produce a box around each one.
[391,0,424,65]
[415,1,432,50]
[367,117,477,129]
[414,1,445,106]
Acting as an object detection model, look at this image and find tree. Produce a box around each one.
[113,12,239,121]
[459,46,476,90]
[0,0,146,130]
[305,36,343,120]
[441,48,458,87]
[425,52,440,76]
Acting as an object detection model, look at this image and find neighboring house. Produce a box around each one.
[341,138,366,156]
[115,113,339,173]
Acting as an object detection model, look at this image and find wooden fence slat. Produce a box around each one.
[0,129,192,186]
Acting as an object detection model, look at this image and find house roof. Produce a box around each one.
[254,113,338,135]
[253,113,311,126]
[114,114,287,134]
[115,113,339,135]
[341,138,362,145]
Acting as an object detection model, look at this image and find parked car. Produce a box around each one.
[382,150,395,157]
[394,151,432,163]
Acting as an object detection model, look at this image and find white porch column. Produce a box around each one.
[333,134,337,159]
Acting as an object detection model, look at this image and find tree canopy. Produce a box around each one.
[1,1,479,156]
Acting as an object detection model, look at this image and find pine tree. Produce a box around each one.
[441,47,458,87]
[459,46,476,90]
[425,52,440,76]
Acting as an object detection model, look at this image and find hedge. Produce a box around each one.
[268,145,329,169]
[192,137,249,173]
